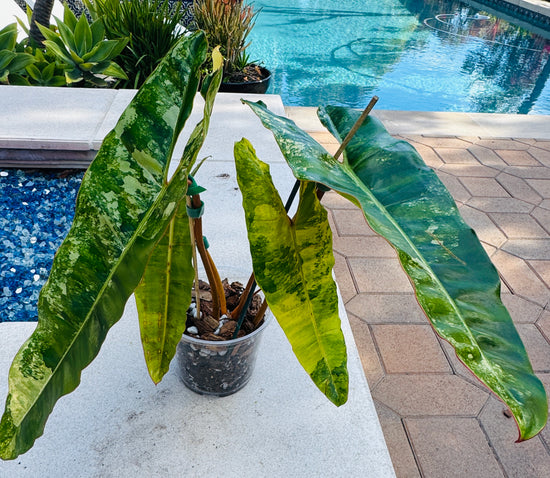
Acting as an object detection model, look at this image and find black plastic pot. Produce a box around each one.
[219,67,272,94]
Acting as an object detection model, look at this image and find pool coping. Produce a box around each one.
[1,86,549,169]
[471,0,550,34]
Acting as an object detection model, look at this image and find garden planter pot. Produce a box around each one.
[219,66,271,94]
[176,313,271,396]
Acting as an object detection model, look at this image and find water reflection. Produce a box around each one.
[249,0,550,113]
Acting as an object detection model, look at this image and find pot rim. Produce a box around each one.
[180,310,272,346]
[222,66,271,86]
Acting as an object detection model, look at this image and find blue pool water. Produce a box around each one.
[1,169,83,322]
[249,0,550,113]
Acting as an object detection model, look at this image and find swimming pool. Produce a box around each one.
[249,0,550,113]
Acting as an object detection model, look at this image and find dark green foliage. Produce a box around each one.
[86,0,188,88]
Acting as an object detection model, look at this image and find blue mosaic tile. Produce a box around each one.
[0,169,84,322]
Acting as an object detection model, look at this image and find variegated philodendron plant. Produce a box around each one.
[0,31,547,460]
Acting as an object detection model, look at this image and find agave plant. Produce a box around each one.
[0,23,36,85]
[37,5,128,86]
[0,30,547,461]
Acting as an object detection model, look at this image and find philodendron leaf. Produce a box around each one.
[0,32,208,460]
[234,139,348,406]
[134,66,222,384]
[135,204,194,384]
[244,100,547,441]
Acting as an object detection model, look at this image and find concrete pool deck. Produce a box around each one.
[287,106,550,477]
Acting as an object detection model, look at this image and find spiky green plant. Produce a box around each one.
[37,5,128,87]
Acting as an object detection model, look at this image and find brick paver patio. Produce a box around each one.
[310,129,550,477]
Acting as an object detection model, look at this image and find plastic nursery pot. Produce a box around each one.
[176,314,271,396]
[219,67,272,94]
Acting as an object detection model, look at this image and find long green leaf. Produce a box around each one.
[134,67,222,383]
[244,100,547,441]
[135,204,194,384]
[234,139,348,406]
[0,32,208,460]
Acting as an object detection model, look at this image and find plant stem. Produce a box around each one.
[190,194,227,319]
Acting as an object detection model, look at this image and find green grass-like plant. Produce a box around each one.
[192,0,258,77]
[86,0,188,88]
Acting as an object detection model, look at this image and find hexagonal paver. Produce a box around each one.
[459,205,507,246]
[479,397,550,478]
[371,324,451,373]
[346,293,427,324]
[497,150,541,166]
[489,212,548,239]
[406,417,504,478]
[460,177,510,197]
[348,257,413,294]
[373,374,488,416]
[496,172,542,205]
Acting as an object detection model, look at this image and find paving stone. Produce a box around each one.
[468,144,508,169]
[503,166,550,179]
[482,242,498,257]
[405,417,504,478]
[436,147,479,164]
[331,208,376,236]
[466,197,533,214]
[373,374,488,416]
[346,293,427,325]
[516,323,550,371]
[460,177,510,197]
[539,199,550,210]
[374,401,421,478]
[489,212,549,239]
[528,146,550,167]
[458,205,507,248]
[476,139,530,150]
[321,191,357,210]
[332,252,357,303]
[529,260,550,289]
[408,141,444,169]
[537,309,550,338]
[408,136,473,149]
[502,239,550,260]
[497,150,541,166]
[372,324,451,373]
[436,171,471,203]
[531,207,550,234]
[526,179,550,199]
[536,373,550,449]
[479,396,550,478]
[492,250,550,306]
[347,314,384,386]
[439,163,500,177]
[501,294,544,324]
[332,234,396,258]
[348,258,414,294]
[534,141,550,152]
[496,172,542,205]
